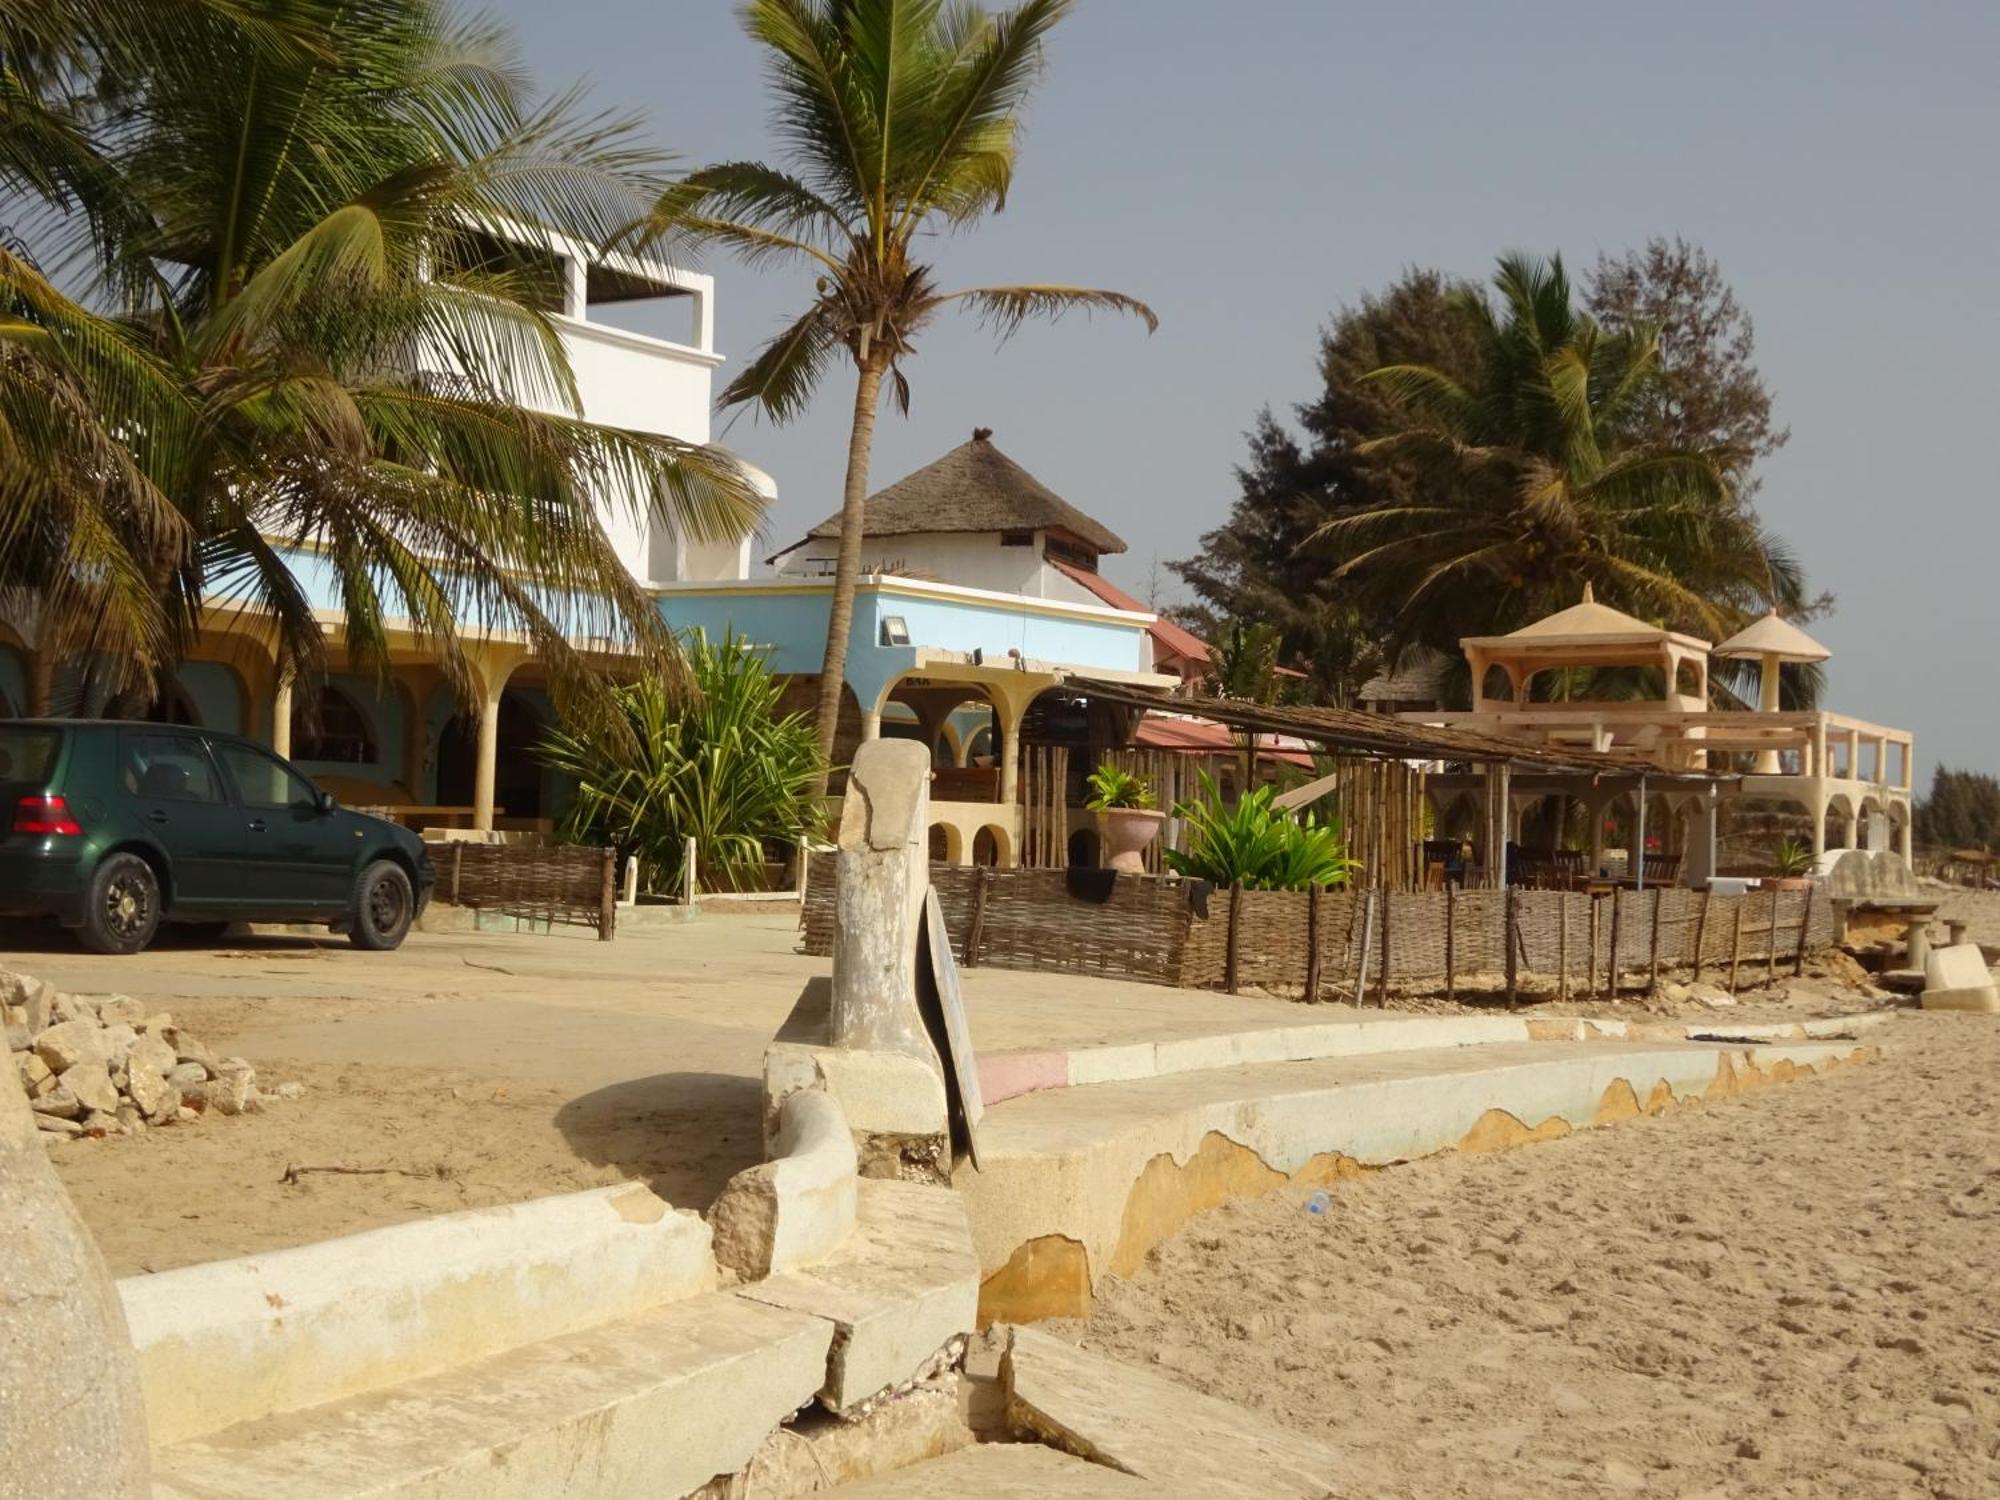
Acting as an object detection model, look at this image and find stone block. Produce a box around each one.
[97,996,147,1027]
[1922,944,2000,1013]
[31,1083,80,1119]
[127,1035,178,1080]
[35,1018,109,1074]
[122,1182,719,1445]
[60,1061,120,1116]
[803,1440,1150,1497]
[711,1087,858,1281]
[1005,1325,1340,1498]
[208,1061,255,1116]
[17,1049,53,1093]
[736,1178,978,1412]
[1,971,53,1037]
[99,1023,138,1066]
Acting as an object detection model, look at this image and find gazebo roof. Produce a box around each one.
[1461,585,1712,654]
[1712,609,1831,663]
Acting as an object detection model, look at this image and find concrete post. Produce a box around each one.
[1809,789,1828,856]
[831,739,943,1073]
[2,1060,151,1496]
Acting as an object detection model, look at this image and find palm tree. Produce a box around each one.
[650,0,1155,785]
[1314,253,1802,683]
[1,0,763,716]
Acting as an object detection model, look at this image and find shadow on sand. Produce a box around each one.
[554,1071,765,1212]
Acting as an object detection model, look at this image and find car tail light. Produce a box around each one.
[14,794,82,836]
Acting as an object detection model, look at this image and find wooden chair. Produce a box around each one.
[1642,852,1683,887]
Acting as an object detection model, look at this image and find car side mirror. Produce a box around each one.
[314,790,337,816]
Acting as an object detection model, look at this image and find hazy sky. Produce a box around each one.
[488,0,1999,779]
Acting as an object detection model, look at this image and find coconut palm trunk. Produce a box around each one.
[812,344,889,792]
[652,0,1155,798]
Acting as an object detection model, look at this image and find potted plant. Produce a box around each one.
[1771,836,1816,890]
[1085,764,1164,874]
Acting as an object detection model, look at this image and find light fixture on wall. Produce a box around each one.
[879,616,910,647]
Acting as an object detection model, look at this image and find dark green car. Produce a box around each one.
[0,720,433,955]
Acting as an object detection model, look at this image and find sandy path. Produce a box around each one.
[1057,1012,2000,1499]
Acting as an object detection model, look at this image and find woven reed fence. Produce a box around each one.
[802,854,1839,1002]
[432,841,618,938]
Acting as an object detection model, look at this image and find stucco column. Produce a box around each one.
[402,679,430,798]
[1809,789,1828,856]
[831,739,943,1073]
[859,709,882,743]
[472,691,502,832]
[1845,727,1860,780]
[270,668,293,759]
[1586,792,1607,877]
[1897,811,1912,863]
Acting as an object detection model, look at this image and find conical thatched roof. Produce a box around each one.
[1712,609,1831,662]
[778,429,1125,558]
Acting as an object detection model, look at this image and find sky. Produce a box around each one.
[486,0,2000,780]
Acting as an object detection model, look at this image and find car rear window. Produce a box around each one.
[0,726,61,783]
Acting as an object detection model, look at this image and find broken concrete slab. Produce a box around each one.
[150,1292,832,1500]
[1004,1326,1339,1498]
[1921,944,1999,1013]
[819,1441,1152,1497]
[711,1085,860,1281]
[736,1178,978,1412]
[961,1038,1875,1323]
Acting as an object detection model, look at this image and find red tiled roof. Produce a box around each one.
[1134,713,1315,768]
[1047,558,1212,669]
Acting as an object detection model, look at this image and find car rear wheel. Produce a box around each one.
[348,860,414,951]
[80,853,162,955]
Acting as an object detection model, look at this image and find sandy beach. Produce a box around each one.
[1057,1008,2000,1499]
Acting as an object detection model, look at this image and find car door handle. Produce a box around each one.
[247,818,266,833]
[147,809,170,825]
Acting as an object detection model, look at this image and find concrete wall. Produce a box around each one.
[777,532,1054,598]
[121,1183,717,1445]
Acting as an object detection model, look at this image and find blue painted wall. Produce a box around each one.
[653,579,1149,712]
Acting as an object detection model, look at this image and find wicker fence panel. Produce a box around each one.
[433,841,616,936]
[800,855,1842,1001]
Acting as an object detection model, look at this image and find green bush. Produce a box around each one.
[1084,763,1155,810]
[538,630,825,893]
[1162,773,1361,890]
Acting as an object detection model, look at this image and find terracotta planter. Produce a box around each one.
[1096,807,1166,875]
[1771,875,1814,891]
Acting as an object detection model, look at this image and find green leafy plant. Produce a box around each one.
[1085,763,1155,811]
[1162,773,1360,890]
[1772,836,1816,878]
[538,630,825,894]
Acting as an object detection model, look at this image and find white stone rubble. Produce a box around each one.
[1,967,298,1143]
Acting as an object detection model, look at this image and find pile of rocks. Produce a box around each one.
[4,970,286,1141]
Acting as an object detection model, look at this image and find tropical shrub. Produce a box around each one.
[538,631,824,894]
[1084,764,1154,811]
[1771,836,1816,878]
[1163,774,1360,890]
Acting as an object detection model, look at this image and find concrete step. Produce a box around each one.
[824,1442,1150,1497]
[1005,1325,1338,1498]
[738,1177,979,1411]
[151,1290,832,1500]
[958,1034,1876,1323]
